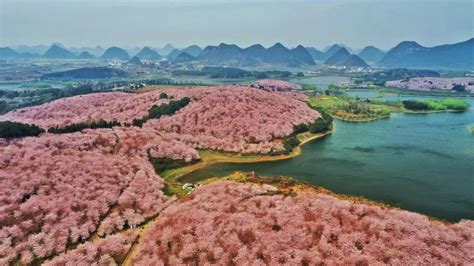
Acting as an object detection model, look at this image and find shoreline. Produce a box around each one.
[350,86,474,98]
[195,172,452,224]
[332,114,390,122]
[160,128,334,194]
[328,106,467,123]
[402,109,466,114]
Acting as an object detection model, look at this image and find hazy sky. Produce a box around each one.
[0,0,472,50]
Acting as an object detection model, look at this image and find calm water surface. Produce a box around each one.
[184,93,474,221]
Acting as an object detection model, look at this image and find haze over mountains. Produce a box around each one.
[181,45,203,57]
[42,45,77,59]
[101,47,130,60]
[306,44,371,64]
[187,43,316,67]
[78,51,95,59]
[135,47,162,60]
[1,38,473,69]
[325,48,369,68]
[379,38,474,70]
[167,49,183,61]
[155,44,175,56]
[358,46,386,64]
[0,47,41,59]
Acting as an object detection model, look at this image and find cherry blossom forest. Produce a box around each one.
[0,81,472,265]
[386,77,474,93]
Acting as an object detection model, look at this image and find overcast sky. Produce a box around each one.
[0,0,472,50]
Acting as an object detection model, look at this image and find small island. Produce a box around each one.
[401,98,470,113]
[308,94,393,122]
[303,82,470,122]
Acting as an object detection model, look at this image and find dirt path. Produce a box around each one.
[121,198,177,265]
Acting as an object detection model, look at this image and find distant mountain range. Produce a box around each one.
[181,45,203,57]
[379,38,474,70]
[101,47,130,60]
[167,49,183,61]
[323,43,355,54]
[155,44,176,56]
[0,47,39,59]
[128,56,143,65]
[304,44,356,62]
[305,47,325,62]
[358,46,385,65]
[1,38,472,69]
[78,51,95,59]
[290,45,316,65]
[0,47,23,59]
[135,47,161,60]
[325,48,369,68]
[173,52,195,63]
[11,44,50,55]
[42,45,77,59]
[69,46,105,57]
[43,67,127,79]
[187,42,315,67]
[324,44,346,58]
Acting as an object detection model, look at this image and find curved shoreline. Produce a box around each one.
[368,86,474,98]
[332,114,390,122]
[403,109,467,114]
[190,171,453,225]
[160,128,334,192]
[330,107,467,123]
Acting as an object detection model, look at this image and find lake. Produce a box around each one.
[183,93,474,222]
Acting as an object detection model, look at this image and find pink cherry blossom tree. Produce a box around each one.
[133,181,474,265]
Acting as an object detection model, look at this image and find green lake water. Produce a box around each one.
[184,92,474,222]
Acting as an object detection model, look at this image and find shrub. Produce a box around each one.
[252,72,268,79]
[132,97,191,128]
[369,98,386,105]
[148,97,190,119]
[309,119,329,133]
[0,100,9,114]
[441,98,469,111]
[380,107,391,116]
[132,117,147,127]
[403,99,469,111]
[426,100,447,110]
[308,110,333,133]
[48,119,121,134]
[149,156,193,173]
[202,66,252,79]
[293,123,309,134]
[130,97,191,128]
[0,121,44,139]
[452,84,466,92]
[402,100,429,110]
[283,136,300,152]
